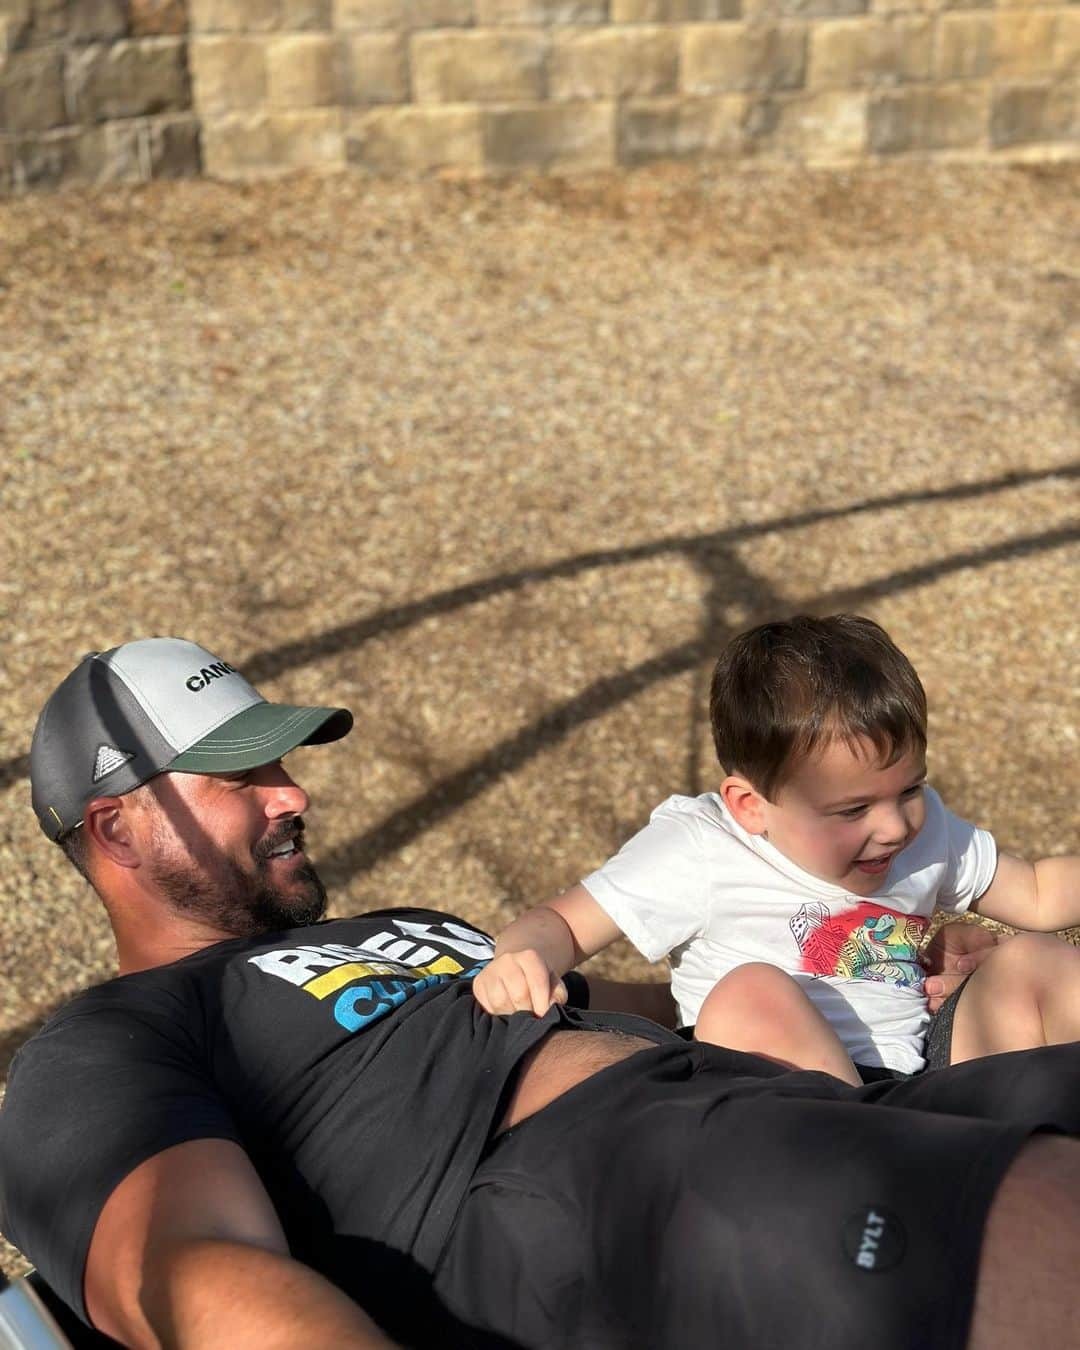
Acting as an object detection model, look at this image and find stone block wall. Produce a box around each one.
[0,1,198,191]
[198,1,1077,177]
[1,0,1077,190]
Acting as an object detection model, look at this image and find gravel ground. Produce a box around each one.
[0,159,1077,1282]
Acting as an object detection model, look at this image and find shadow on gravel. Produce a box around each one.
[2,464,1076,805]
[2,465,1077,1059]
[317,517,1078,887]
[238,464,1077,685]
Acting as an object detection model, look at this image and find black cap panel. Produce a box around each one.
[30,638,354,842]
[31,656,176,839]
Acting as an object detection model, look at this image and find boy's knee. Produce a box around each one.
[980,932,1075,983]
[701,964,807,1031]
[710,963,801,1002]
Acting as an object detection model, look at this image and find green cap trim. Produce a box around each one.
[168,702,352,774]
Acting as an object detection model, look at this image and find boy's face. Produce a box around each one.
[754,736,927,896]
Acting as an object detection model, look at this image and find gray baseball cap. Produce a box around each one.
[31,638,353,841]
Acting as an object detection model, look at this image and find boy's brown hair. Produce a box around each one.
[709,614,927,801]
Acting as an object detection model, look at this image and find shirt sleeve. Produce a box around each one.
[933,804,999,914]
[582,801,711,962]
[0,1000,240,1325]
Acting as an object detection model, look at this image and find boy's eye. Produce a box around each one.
[837,805,867,819]
[901,783,925,799]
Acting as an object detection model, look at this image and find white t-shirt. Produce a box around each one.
[582,787,997,1073]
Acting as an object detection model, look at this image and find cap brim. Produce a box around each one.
[168,702,353,774]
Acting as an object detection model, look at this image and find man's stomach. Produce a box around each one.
[497,1026,661,1132]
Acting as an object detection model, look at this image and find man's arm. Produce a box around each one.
[968,853,1080,931]
[84,1138,399,1349]
[472,884,623,1016]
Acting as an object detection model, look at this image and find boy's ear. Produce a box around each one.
[721,775,768,836]
[83,797,142,869]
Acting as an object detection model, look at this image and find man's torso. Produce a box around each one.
[0,907,673,1325]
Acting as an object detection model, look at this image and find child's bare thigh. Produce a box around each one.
[948,933,1080,1063]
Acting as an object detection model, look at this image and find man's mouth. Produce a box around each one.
[258,825,306,864]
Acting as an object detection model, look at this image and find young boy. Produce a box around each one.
[473,614,1080,1084]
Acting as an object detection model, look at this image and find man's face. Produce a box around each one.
[757,736,928,897]
[139,763,327,937]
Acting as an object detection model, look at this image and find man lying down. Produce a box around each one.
[2,638,1079,1350]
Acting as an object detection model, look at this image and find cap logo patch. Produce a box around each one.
[185,661,238,693]
[92,744,135,783]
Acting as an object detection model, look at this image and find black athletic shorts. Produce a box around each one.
[434,1034,1080,1350]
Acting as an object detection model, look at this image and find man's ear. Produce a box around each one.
[720,775,768,836]
[83,797,141,870]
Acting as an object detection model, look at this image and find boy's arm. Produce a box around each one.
[473,883,623,1016]
[969,853,1080,931]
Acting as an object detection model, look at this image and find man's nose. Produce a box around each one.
[255,763,310,817]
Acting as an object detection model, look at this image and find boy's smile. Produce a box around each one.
[737,736,928,897]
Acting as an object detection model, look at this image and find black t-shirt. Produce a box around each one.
[0,907,588,1331]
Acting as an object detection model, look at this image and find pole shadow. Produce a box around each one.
[1,465,1075,1051]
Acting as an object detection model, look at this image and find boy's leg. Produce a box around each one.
[695,962,862,1085]
[946,932,1080,1063]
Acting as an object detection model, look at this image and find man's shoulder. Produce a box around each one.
[13,962,200,1061]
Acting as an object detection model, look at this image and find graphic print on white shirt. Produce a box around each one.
[789,900,928,989]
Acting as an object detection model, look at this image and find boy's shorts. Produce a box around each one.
[433,1035,1080,1350]
[923,976,969,1070]
[856,976,971,1083]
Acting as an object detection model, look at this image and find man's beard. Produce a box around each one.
[149,818,328,938]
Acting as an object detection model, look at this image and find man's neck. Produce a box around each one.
[113,916,243,976]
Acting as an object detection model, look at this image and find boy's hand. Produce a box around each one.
[922,920,1007,1013]
[472,950,568,1017]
